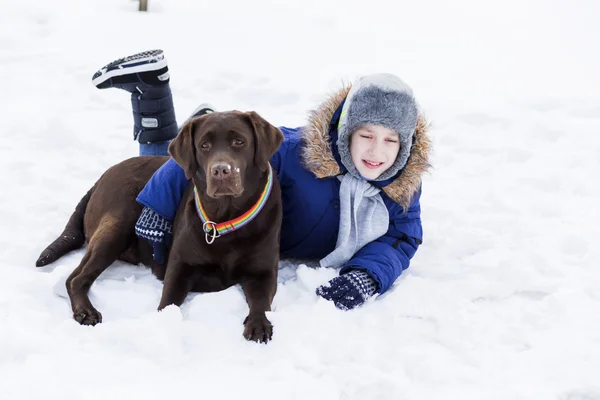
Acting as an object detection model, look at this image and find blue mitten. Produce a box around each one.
[134,206,173,264]
[316,270,378,310]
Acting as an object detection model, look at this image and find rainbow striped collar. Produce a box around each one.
[193,164,274,244]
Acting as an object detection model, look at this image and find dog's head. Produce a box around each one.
[168,111,283,198]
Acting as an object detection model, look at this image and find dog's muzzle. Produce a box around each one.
[206,162,243,198]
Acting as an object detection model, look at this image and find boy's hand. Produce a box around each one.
[316,270,378,310]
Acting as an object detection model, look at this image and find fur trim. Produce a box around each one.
[300,84,350,178]
[300,84,432,209]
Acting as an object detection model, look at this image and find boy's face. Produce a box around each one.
[350,124,400,180]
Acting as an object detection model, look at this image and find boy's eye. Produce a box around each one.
[360,135,372,139]
[201,142,210,149]
[386,139,398,143]
[233,139,245,146]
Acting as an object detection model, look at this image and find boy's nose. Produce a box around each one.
[368,140,382,153]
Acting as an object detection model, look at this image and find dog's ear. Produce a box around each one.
[168,118,201,180]
[246,111,284,172]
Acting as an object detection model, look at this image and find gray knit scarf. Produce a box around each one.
[319,174,389,268]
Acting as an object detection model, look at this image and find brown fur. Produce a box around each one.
[37,111,284,343]
[300,83,432,209]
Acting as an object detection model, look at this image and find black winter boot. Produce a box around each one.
[92,50,178,144]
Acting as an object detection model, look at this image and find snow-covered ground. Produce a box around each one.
[2,0,600,398]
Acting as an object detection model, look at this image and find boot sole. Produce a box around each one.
[92,50,168,88]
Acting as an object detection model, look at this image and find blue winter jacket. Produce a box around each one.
[137,87,431,294]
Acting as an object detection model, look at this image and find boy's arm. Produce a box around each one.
[137,158,191,221]
[317,189,423,309]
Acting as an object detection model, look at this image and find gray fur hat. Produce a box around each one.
[337,73,418,181]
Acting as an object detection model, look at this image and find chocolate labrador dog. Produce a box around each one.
[36,111,284,343]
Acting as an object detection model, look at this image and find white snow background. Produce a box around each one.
[1,0,600,399]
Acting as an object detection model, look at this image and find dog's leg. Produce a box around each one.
[157,261,198,310]
[66,217,130,326]
[241,271,277,343]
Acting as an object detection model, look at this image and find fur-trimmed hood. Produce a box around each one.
[300,84,432,209]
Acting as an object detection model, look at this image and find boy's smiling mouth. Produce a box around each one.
[362,159,384,169]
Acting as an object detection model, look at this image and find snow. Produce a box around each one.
[2,0,600,398]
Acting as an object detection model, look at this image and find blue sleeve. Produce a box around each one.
[269,126,299,183]
[136,158,191,221]
[340,188,423,294]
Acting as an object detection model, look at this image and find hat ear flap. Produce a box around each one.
[245,111,284,172]
[168,118,201,180]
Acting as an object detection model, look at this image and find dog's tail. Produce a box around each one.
[35,187,93,267]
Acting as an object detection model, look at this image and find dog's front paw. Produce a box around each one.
[243,313,273,343]
[73,307,103,326]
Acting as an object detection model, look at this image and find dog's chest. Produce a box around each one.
[200,234,269,275]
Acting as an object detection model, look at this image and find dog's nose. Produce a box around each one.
[211,163,232,179]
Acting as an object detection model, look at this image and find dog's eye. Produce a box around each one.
[201,142,210,150]
[233,139,245,147]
